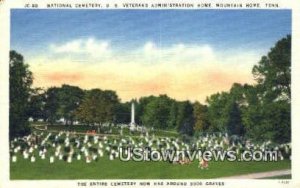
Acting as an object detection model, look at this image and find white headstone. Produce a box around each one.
[99,150,103,157]
[86,156,91,163]
[31,156,36,162]
[87,142,92,148]
[24,152,29,159]
[67,156,72,163]
[29,147,34,153]
[12,156,17,162]
[50,156,54,163]
[70,148,74,155]
[84,150,89,157]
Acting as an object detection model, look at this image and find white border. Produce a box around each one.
[1,0,300,188]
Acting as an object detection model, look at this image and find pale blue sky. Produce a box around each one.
[11,9,291,59]
[9,9,292,102]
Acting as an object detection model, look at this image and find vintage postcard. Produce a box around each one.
[0,0,299,187]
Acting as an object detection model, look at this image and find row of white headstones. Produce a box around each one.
[11,131,291,164]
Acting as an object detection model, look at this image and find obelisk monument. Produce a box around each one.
[130,101,135,125]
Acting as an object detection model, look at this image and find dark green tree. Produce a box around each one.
[226,101,243,135]
[44,87,60,125]
[27,88,46,121]
[141,95,173,129]
[243,35,291,143]
[167,101,178,129]
[193,102,209,132]
[114,102,131,124]
[102,90,120,123]
[176,101,194,136]
[252,35,291,103]
[206,92,231,132]
[57,84,84,125]
[206,90,244,135]
[9,50,33,138]
[135,95,155,124]
[75,89,119,126]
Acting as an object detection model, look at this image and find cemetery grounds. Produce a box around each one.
[10,123,291,180]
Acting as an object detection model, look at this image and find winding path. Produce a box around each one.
[222,169,291,179]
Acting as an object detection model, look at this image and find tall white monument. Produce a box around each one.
[129,100,137,131]
[130,101,135,126]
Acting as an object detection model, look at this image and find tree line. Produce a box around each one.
[10,35,291,143]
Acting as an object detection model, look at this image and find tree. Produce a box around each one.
[44,87,60,125]
[252,35,291,103]
[226,101,243,135]
[27,88,46,121]
[101,90,120,123]
[57,84,84,125]
[114,102,131,124]
[176,101,194,136]
[206,92,231,132]
[9,50,33,138]
[141,95,173,129]
[243,35,291,143]
[242,98,290,143]
[135,95,156,125]
[167,101,178,129]
[75,89,119,126]
[227,83,246,135]
[206,90,244,135]
[193,102,209,132]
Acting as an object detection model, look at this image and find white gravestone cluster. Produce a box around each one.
[10,130,291,165]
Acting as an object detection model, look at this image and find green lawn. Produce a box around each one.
[32,123,179,138]
[17,123,290,180]
[10,157,291,179]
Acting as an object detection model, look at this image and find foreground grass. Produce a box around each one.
[10,158,291,180]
